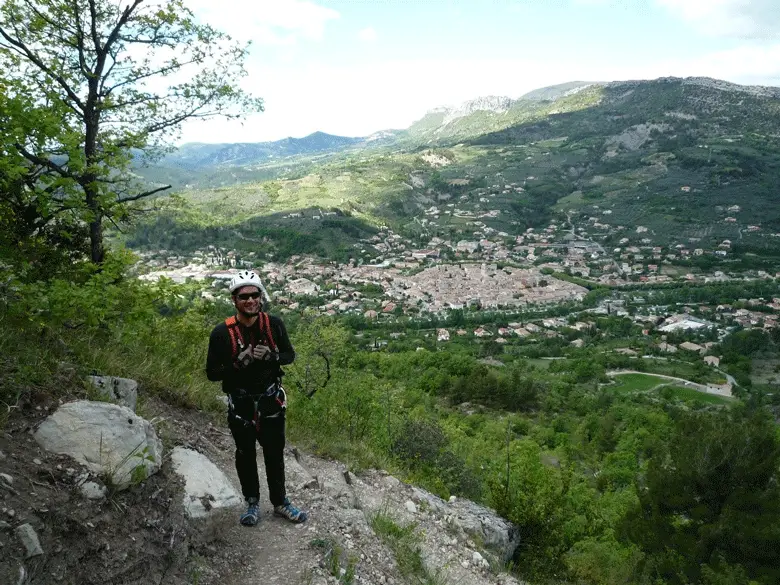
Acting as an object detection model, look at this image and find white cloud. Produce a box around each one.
[186,0,340,45]
[358,27,378,42]
[656,0,780,39]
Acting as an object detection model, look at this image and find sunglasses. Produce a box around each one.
[236,292,261,301]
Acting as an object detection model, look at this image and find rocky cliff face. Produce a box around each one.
[442,96,514,123]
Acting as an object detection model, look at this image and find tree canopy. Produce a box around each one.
[0,0,262,262]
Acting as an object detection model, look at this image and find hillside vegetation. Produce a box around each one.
[2,253,780,585]
[4,74,780,585]
[130,77,780,264]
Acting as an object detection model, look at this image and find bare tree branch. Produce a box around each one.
[103,57,204,95]
[116,184,171,203]
[87,0,101,54]
[14,144,78,180]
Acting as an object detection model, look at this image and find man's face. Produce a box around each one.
[233,285,262,316]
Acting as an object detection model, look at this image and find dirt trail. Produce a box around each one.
[184,423,320,585]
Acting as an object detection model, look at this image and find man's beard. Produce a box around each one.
[238,305,261,317]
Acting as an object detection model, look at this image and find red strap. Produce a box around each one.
[225,316,241,357]
[225,313,277,357]
[258,312,278,352]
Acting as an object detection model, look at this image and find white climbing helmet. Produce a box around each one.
[228,270,270,302]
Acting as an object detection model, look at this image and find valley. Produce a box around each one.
[6,73,780,585]
[5,2,780,583]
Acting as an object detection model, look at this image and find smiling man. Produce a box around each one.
[206,270,307,526]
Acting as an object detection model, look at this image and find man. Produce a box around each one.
[206,269,307,526]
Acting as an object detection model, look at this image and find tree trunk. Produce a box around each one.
[84,175,104,264]
[89,213,104,264]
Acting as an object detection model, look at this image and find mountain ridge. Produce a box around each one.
[157,76,780,173]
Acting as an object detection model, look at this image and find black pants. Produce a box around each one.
[228,396,286,506]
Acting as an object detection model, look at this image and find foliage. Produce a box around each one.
[0,0,261,262]
[370,510,445,585]
[623,407,780,585]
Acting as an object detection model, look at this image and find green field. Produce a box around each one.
[662,386,731,404]
[610,373,664,392]
[611,373,731,405]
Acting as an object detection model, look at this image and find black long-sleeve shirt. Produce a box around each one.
[206,314,295,395]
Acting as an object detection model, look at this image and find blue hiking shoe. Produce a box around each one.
[273,497,308,523]
[240,498,260,526]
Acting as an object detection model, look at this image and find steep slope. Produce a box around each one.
[406,85,604,144]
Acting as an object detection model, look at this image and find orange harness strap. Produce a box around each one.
[224,313,278,359]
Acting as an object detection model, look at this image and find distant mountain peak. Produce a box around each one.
[519,81,599,102]
[443,96,513,123]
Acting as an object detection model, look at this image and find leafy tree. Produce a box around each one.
[0,0,262,262]
[0,83,90,268]
[624,407,780,584]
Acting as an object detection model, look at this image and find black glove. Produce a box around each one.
[236,345,254,368]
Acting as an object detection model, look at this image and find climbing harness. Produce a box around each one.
[224,312,286,430]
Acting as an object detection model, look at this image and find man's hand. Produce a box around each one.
[252,344,271,360]
[236,345,254,368]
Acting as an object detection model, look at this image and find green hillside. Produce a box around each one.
[126,77,780,268]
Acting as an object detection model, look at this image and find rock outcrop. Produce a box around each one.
[34,400,163,490]
[171,446,242,518]
[87,375,139,411]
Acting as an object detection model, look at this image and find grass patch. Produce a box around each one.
[750,358,780,386]
[310,538,358,584]
[640,359,723,385]
[610,373,664,392]
[661,386,731,405]
[369,510,445,585]
[0,314,85,429]
[527,358,554,370]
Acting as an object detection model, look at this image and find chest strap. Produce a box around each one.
[225,312,278,358]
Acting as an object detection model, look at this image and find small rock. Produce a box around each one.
[300,478,318,490]
[461,560,470,568]
[380,475,401,490]
[0,450,5,460]
[0,520,10,530]
[448,495,457,504]
[7,509,15,518]
[405,500,417,514]
[15,523,44,558]
[472,551,488,567]
[32,458,42,465]
[0,473,12,485]
[80,481,107,500]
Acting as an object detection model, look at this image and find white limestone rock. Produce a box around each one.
[170,447,242,519]
[87,375,138,411]
[34,400,163,490]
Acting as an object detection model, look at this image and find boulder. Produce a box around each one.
[87,375,138,411]
[34,400,163,490]
[170,447,242,519]
[446,499,520,563]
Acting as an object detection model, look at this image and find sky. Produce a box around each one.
[177,0,780,144]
